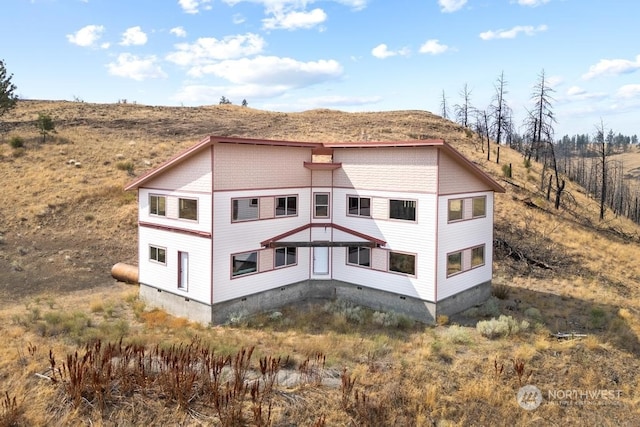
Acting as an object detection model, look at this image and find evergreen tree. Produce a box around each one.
[0,59,18,121]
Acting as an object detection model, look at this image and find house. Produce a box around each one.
[124,136,505,324]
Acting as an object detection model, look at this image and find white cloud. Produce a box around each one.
[170,26,187,37]
[166,33,266,72]
[263,8,327,30]
[190,55,343,87]
[567,86,586,96]
[419,39,449,55]
[438,0,466,13]
[564,85,607,101]
[66,25,106,48]
[582,55,640,80]
[371,44,410,59]
[107,53,167,81]
[120,26,147,46]
[545,75,563,88]
[517,0,550,6]
[223,0,368,12]
[617,84,640,99]
[232,14,246,24]
[178,0,212,14]
[479,24,548,40]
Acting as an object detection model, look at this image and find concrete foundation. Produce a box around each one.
[139,279,491,325]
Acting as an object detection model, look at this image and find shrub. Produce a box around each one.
[501,163,512,178]
[492,284,510,300]
[476,315,529,339]
[444,324,473,344]
[116,161,134,173]
[9,136,24,148]
[524,307,542,322]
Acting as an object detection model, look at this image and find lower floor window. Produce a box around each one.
[150,245,166,264]
[389,251,415,275]
[275,247,297,268]
[232,251,258,276]
[347,246,371,267]
[447,252,462,276]
[447,244,485,277]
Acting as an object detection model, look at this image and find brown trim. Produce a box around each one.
[304,162,342,170]
[139,221,212,238]
[260,222,386,248]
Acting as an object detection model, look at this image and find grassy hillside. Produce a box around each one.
[0,100,639,425]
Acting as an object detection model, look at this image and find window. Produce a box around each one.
[472,197,486,218]
[448,199,463,222]
[150,195,166,216]
[232,251,258,277]
[314,193,330,218]
[275,196,297,217]
[347,246,371,267]
[233,197,259,222]
[389,199,416,221]
[179,198,198,221]
[149,245,166,264]
[275,247,297,268]
[447,251,462,276]
[471,245,485,268]
[389,252,415,275]
[348,196,371,217]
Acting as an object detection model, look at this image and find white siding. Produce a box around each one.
[437,191,494,300]
[212,188,312,303]
[138,226,212,304]
[333,147,438,192]
[331,188,437,301]
[139,188,212,234]
[145,149,212,193]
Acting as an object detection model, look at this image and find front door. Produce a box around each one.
[178,251,188,290]
[313,246,329,275]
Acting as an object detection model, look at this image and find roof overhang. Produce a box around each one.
[260,223,386,248]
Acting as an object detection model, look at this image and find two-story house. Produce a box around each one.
[124,136,504,324]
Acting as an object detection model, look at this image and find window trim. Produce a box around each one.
[389,198,417,222]
[471,245,485,268]
[231,250,259,278]
[275,247,297,269]
[313,192,330,219]
[346,246,371,268]
[447,198,464,222]
[388,251,416,276]
[347,195,371,218]
[275,195,298,217]
[149,194,166,217]
[472,196,487,219]
[149,245,167,265]
[232,197,260,222]
[446,251,463,277]
[178,197,198,221]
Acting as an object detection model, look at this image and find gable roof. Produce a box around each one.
[124,135,505,193]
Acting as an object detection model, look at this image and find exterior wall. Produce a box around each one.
[138,188,212,234]
[436,191,495,300]
[144,148,212,193]
[213,143,312,191]
[140,283,213,324]
[333,147,437,192]
[138,226,212,304]
[212,188,312,303]
[331,188,437,302]
[438,150,491,195]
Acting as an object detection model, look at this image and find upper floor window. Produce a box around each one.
[348,196,371,217]
[389,199,416,221]
[314,193,330,218]
[232,197,259,222]
[389,251,415,276]
[149,245,166,264]
[448,199,463,222]
[472,197,486,218]
[179,198,198,221]
[275,247,297,268]
[276,196,297,217]
[347,246,371,267]
[149,195,166,216]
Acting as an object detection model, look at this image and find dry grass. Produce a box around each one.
[1,100,640,425]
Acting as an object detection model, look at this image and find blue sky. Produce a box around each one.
[2,0,639,137]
